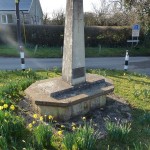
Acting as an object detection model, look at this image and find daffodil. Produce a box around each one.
[3,104,8,109]
[40,116,43,121]
[10,105,15,110]
[82,116,86,120]
[61,125,65,128]
[33,114,38,119]
[48,115,53,120]
[32,121,36,124]
[72,126,76,131]
[57,130,63,136]
[28,123,32,128]
[0,106,3,110]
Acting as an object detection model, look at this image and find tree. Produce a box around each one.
[124,0,150,47]
[43,13,51,25]
[124,0,150,25]
[84,12,97,26]
[123,0,150,27]
[91,0,109,25]
[91,0,132,26]
[51,9,65,25]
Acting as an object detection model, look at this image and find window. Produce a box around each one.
[1,14,13,24]
[1,15,6,23]
[7,14,13,23]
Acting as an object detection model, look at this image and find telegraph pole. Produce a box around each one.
[15,0,25,70]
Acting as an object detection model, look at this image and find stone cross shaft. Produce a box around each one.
[62,0,86,85]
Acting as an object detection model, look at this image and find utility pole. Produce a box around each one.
[15,0,25,70]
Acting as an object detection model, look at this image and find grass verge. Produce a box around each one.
[88,69,150,149]
[0,45,150,57]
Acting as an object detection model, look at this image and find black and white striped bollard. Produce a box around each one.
[20,46,25,70]
[124,50,129,71]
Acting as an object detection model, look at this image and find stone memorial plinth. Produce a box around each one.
[25,74,114,121]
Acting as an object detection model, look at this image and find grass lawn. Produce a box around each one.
[89,69,150,149]
[0,69,149,149]
[0,44,150,58]
[0,45,19,57]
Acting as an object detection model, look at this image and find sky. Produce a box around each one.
[39,0,100,16]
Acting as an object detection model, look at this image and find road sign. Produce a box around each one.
[132,24,140,30]
[132,24,140,37]
[132,30,140,37]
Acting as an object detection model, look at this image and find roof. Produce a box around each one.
[0,0,33,11]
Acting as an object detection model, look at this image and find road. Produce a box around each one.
[0,57,150,75]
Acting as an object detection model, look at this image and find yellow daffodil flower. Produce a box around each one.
[28,123,32,128]
[57,130,63,136]
[40,116,43,121]
[72,126,76,131]
[0,106,3,110]
[3,104,8,109]
[48,115,53,120]
[32,121,36,124]
[10,105,15,110]
[33,114,38,119]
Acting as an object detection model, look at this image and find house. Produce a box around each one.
[0,0,43,25]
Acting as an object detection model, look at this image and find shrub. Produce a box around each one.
[75,122,99,150]
[0,24,145,47]
[33,124,53,149]
[0,111,27,148]
[63,132,75,150]
[63,119,99,150]
[139,112,150,126]
[133,142,150,150]
[105,118,131,142]
[0,136,8,150]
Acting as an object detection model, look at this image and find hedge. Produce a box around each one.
[0,24,145,47]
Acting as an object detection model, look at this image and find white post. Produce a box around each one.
[20,46,25,70]
[16,0,25,70]
[124,50,129,71]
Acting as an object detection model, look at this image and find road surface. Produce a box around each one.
[0,57,150,75]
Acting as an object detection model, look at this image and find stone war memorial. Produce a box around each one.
[25,0,114,121]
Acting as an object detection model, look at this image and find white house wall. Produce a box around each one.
[29,0,43,25]
[0,10,31,24]
[0,11,16,24]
